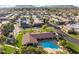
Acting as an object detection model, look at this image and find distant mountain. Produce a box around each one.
[14,5,35,8]
[14,5,77,8]
[40,5,77,8]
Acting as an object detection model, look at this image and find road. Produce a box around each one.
[48,22,79,45]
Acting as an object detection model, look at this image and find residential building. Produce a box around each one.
[22,32,54,45]
[62,23,79,33]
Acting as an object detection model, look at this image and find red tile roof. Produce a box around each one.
[30,32,53,39]
[22,32,54,45]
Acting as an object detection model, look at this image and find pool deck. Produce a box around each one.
[44,48,62,54]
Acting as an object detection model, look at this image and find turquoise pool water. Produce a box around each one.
[39,40,60,49]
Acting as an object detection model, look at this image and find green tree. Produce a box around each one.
[9,18,16,23]
[68,29,77,35]
[1,23,14,36]
[42,24,48,29]
[0,35,6,45]
[41,24,48,32]
[46,27,54,32]
[21,46,47,54]
[0,35,6,53]
[41,24,54,32]
[59,40,67,47]
[29,15,34,32]
[43,17,49,24]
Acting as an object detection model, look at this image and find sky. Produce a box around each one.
[0,0,79,7]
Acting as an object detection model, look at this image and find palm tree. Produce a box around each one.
[29,14,34,33]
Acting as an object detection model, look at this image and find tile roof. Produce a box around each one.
[22,32,54,45]
[30,32,53,39]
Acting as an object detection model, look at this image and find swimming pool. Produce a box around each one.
[38,40,60,49]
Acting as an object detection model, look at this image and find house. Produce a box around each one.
[33,18,44,27]
[0,13,11,22]
[62,23,79,33]
[51,15,71,25]
[0,17,8,22]
[20,17,30,28]
[22,32,54,45]
[20,16,44,28]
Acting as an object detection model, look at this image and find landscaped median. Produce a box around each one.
[68,34,79,40]
[59,38,79,53]
[67,41,79,53]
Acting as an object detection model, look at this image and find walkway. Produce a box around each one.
[5,44,19,49]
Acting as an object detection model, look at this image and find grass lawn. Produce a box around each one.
[16,33,23,48]
[15,29,35,48]
[40,27,55,32]
[68,34,79,40]
[4,45,16,54]
[19,29,36,33]
[67,41,79,53]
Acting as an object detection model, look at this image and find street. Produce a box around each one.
[49,22,79,45]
